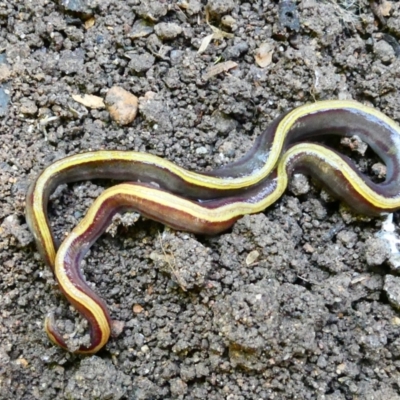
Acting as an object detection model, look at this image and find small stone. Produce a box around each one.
[170,50,184,65]
[303,243,315,253]
[128,52,155,73]
[388,253,400,272]
[371,163,386,179]
[111,320,125,338]
[279,0,300,31]
[133,304,144,314]
[154,22,182,40]
[365,238,390,267]
[184,0,201,16]
[255,42,274,68]
[337,230,357,249]
[134,0,168,21]
[221,15,236,28]
[222,41,249,59]
[312,65,341,97]
[15,358,29,368]
[207,0,235,17]
[289,173,310,196]
[20,98,38,115]
[340,135,368,156]
[170,378,188,396]
[140,345,150,353]
[0,63,11,82]
[72,94,105,109]
[336,363,346,375]
[384,275,400,309]
[105,86,138,126]
[195,146,208,155]
[58,48,85,75]
[374,40,396,64]
[392,317,400,326]
[129,19,154,40]
[60,0,94,14]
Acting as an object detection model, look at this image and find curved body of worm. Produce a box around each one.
[26,100,400,268]
[25,100,400,353]
[49,140,400,354]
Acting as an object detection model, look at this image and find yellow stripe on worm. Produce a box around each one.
[48,139,400,354]
[25,100,400,353]
[26,100,400,269]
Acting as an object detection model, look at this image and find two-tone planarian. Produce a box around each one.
[25,100,400,354]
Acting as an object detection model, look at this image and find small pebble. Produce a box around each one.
[129,19,154,39]
[111,320,125,337]
[20,98,38,116]
[337,230,357,249]
[133,304,144,314]
[170,378,188,396]
[388,253,400,272]
[289,173,310,196]
[128,52,155,73]
[384,275,400,309]
[135,0,168,21]
[195,146,208,155]
[0,63,11,82]
[180,0,201,16]
[105,86,138,126]
[340,135,368,156]
[154,22,182,40]
[374,40,396,64]
[365,238,390,266]
[371,163,386,179]
[303,243,315,253]
[221,15,236,28]
[207,0,235,17]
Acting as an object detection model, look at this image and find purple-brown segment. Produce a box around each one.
[26,101,400,269]
[25,100,400,353]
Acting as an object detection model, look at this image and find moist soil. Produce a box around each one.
[1,1,400,399]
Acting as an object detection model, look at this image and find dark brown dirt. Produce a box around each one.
[1,1,400,399]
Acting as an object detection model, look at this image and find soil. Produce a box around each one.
[1,0,400,399]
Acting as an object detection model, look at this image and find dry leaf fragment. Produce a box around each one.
[255,42,274,68]
[202,60,238,80]
[209,24,234,40]
[198,33,214,54]
[197,25,234,54]
[72,94,105,109]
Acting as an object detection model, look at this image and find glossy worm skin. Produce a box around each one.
[25,100,400,353]
[26,100,400,269]
[48,140,400,354]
